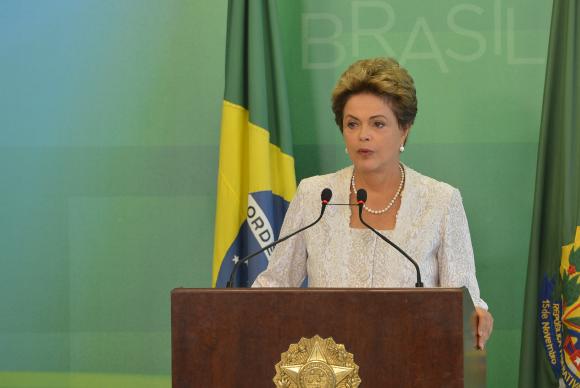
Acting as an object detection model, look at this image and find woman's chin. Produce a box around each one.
[353,162,381,173]
[353,160,398,175]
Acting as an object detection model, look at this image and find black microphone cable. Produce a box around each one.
[226,188,333,288]
[356,188,424,288]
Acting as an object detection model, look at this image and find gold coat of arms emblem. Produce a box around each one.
[273,335,361,388]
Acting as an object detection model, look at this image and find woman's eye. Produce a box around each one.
[346,121,358,129]
[374,121,385,128]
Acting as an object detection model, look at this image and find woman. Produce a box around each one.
[253,57,493,349]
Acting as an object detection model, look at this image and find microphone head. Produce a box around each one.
[321,188,332,204]
[356,188,367,204]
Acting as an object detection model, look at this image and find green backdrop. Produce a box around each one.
[0,0,551,386]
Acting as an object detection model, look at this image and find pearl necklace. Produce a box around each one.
[351,164,405,215]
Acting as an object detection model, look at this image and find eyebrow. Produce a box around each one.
[345,114,388,120]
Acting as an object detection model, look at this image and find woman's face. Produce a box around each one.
[342,93,409,174]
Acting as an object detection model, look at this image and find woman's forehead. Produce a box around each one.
[344,93,395,117]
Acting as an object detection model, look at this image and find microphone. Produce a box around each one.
[226,188,333,288]
[356,189,424,287]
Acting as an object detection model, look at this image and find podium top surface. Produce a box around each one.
[171,286,468,295]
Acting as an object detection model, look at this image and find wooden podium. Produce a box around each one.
[171,288,485,387]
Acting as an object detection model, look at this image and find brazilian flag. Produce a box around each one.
[519,1,580,387]
[212,0,296,288]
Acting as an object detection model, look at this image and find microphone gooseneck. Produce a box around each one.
[226,188,333,288]
[356,188,424,288]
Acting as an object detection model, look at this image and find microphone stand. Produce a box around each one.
[357,194,424,288]
[226,191,332,288]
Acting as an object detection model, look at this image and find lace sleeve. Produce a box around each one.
[437,189,488,310]
[251,181,308,287]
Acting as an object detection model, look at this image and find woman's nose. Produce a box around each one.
[359,125,371,141]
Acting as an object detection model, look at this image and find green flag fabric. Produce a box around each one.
[519,0,580,386]
[212,0,297,287]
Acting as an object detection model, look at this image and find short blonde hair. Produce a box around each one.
[331,57,417,131]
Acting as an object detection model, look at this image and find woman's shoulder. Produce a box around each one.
[405,164,460,202]
[297,166,353,192]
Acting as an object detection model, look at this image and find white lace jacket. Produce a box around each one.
[252,165,488,309]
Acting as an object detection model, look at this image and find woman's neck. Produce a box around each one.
[353,162,402,193]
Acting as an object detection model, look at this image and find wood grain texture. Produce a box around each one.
[171,288,485,388]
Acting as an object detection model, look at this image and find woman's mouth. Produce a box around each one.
[357,148,373,156]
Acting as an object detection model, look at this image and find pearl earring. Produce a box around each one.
[399,145,405,153]
[345,147,348,154]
